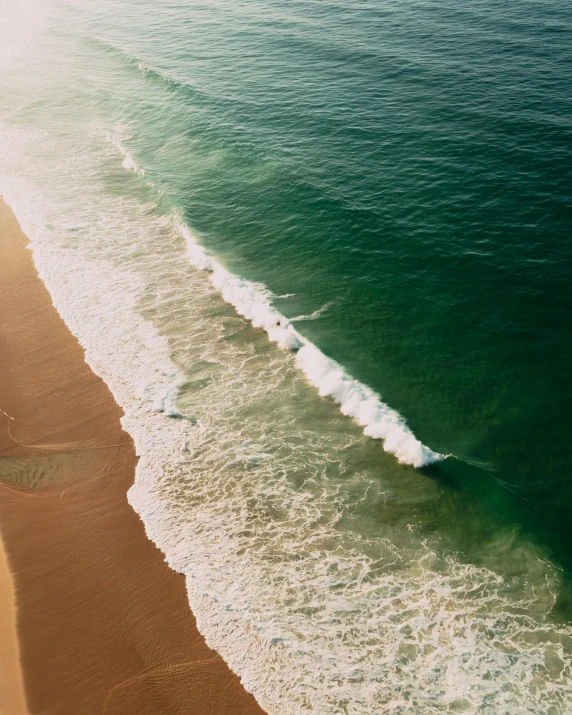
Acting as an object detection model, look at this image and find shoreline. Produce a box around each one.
[0,197,265,714]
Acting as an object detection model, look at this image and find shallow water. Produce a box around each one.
[1,1,572,712]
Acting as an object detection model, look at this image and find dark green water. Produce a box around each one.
[76,0,572,564]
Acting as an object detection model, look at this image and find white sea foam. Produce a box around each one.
[152,379,184,418]
[107,131,145,175]
[178,221,443,468]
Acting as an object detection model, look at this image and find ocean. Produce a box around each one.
[1,0,572,711]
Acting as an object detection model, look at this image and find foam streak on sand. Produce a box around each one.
[178,221,443,468]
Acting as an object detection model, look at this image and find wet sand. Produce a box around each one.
[0,197,266,715]
[0,535,27,715]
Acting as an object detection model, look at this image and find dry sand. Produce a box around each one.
[0,197,266,715]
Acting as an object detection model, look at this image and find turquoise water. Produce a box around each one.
[1,0,572,711]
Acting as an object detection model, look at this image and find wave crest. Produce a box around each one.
[177,220,443,467]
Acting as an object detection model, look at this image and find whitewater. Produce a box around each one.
[2,120,572,714]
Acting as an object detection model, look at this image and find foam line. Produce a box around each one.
[177,221,443,468]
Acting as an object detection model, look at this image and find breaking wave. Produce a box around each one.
[104,129,443,468]
[178,218,444,468]
[106,132,145,175]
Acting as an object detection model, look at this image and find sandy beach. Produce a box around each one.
[0,197,265,714]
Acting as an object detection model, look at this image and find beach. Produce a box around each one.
[0,197,265,714]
